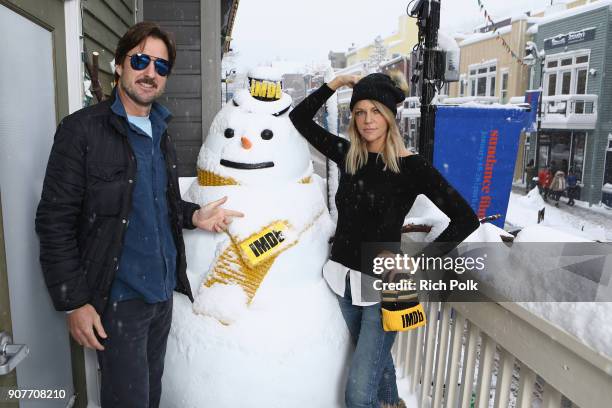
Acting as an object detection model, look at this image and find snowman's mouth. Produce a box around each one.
[220,159,275,170]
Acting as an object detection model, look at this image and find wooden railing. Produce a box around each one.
[392,301,612,408]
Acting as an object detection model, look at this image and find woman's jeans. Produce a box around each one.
[337,281,400,408]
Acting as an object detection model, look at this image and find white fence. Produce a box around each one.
[392,301,612,408]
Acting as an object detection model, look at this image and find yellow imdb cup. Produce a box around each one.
[382,303,427,332]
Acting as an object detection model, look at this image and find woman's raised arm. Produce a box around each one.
[289,75,359,164]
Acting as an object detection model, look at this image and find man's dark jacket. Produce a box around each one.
[35,92,198,314]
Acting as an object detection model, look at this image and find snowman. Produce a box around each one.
[160,67,350,408]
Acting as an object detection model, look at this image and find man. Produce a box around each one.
[538,165,552,202]
[35,22,242,407]
[525,159,537,194]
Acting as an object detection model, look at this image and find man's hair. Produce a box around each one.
[114,21,176,81]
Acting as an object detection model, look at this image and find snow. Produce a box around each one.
[511,224,612,359]
[248,66,282,82]
[232,88,293,116]
[165,79,612,404]
[404,194,450,243]
[506,188,607,241]
[407,189,612,360]
[526,24,539,35]
[487,189,612,358]
[536,0,612,26]
[459,26,513,47]
[162,77,349,407]
[324,65,342,223]
[455,101,522,110]
[192,282,248,324]
[509,13,530,23]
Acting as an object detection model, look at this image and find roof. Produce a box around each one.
[459,26,513,47]
[536,0,612,26]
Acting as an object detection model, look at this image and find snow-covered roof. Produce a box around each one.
[386,39,403,49]
[510,13,530,23]
[379,54,406,67]
[460,26,513,47]
[537,0,612,26]
[526,24,539,35]
[334,60,368,76]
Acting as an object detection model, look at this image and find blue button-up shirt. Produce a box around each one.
[109,95,177,304]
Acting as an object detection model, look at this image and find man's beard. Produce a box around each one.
[120,76,165,106]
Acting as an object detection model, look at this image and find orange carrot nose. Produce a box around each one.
[241,136,252,150]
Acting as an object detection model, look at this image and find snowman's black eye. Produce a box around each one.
[261,129,273,140]
[224,128,234,138]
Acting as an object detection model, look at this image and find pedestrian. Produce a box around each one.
[566,169,578,206]
[35,21,243,408]
[525,159,537,194]
[538,166,552,201]
[289,73,479,408]
[550,169,566,207]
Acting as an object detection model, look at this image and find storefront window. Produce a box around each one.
[605,151,612,186]
[550,132,571,172]
[570,132,586,181]
[537,133,549,169]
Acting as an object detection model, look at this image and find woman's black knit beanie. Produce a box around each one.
[349,73,406,115]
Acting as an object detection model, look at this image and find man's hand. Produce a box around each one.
[328,75,361,91]
[192,196,244,233]
[67,304,107,351]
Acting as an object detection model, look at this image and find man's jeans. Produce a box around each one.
[337,281,400,408]
[97,298,173,408]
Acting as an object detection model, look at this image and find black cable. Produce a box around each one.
[406,0,418,18]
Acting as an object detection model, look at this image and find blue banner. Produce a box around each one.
[433,106,529,228]
[524,90,541,133]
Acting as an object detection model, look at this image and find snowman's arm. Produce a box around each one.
[289,84,349,165]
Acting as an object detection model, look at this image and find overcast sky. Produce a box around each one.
[230,0,556,72]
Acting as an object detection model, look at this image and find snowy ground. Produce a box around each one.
[507,186,612,242]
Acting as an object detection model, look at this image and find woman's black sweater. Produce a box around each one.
[289,84,480,276]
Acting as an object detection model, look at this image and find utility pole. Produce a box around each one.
[412,0,442,162]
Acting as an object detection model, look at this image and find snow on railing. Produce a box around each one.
[442,96,500,105]
[392,300,612,408]
[541,94,598,130]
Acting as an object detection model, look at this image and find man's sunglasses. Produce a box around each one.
[127,53,171,77]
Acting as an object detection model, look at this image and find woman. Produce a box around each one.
[538,166,552,201]
[550,169,567,207]
[289,73,479,408]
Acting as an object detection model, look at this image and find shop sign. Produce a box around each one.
[544,27,596,50]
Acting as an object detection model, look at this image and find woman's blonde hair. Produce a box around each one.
[345,100,406,174]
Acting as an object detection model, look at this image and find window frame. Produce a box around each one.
[543,50,590,96]
[467,60,498,97]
